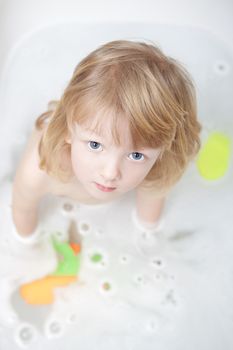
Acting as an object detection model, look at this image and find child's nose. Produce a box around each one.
[100,159,121,182]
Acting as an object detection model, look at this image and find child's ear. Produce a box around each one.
[65,133,71,144]
[65,126,73,144]
[65,124,75,144]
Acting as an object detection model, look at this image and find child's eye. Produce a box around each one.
[128,152,145,161]
[88,141,103,151]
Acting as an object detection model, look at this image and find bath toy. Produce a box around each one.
[196,131,231,180]
[20,222,81,305]
[52,239,81,276]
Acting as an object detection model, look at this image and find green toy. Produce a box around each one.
[20,221,82,305]
[52,238,81,276]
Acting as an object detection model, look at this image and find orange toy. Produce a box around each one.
[20,275,77,305]
[20,238,81,305]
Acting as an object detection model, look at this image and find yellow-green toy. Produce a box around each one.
[197,131,231,180]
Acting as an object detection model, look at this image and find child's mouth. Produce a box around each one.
[94,182,116,192]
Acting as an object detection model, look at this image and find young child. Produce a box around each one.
[12,40,201,242]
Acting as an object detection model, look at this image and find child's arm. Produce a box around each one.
[12,177,43,236]
[134,187,166,231]
[12,129,49,237]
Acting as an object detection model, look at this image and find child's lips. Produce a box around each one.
[95,182,116,192]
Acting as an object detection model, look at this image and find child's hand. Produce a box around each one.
[12,224,42,245]
[131,208,164,234]
[10,214,42,246]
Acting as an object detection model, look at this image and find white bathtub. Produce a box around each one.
[0,1,233,349]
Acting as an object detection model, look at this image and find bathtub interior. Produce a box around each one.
[0,22,232,350]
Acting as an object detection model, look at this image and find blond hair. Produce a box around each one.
[36,40,201,196]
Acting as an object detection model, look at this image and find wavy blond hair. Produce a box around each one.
[36,40,201,196]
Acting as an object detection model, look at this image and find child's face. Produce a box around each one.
[69,115,161,200]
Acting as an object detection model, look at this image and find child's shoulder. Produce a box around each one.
[14,128,50,196]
